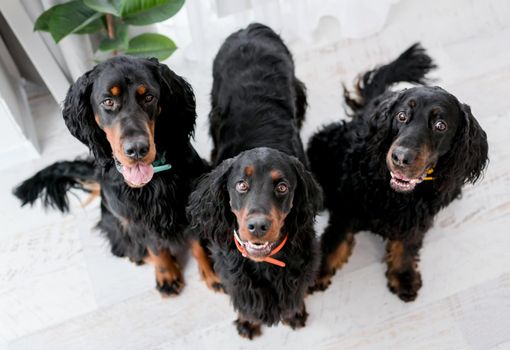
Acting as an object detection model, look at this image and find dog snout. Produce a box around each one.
[123,136,149,160]
[391,146,416,168]
[246,216,272,237]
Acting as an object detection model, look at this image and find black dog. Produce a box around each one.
[14,56,207,297]
[187,23,322,339]
[307,44,488,301]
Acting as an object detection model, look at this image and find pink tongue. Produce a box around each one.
[123,163,154,186]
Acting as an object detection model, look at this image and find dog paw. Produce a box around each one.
[308,272,334,294]
[387,269,422,302]
[156,277,184,297]
[234,319,261,339]
[282,309,308,330]
[129,258,145,266]
[201,269,226,294]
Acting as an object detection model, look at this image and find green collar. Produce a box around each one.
[152,151,172,173]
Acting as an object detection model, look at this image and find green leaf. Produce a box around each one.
[48,0,103,42]
[119,0,184,26]
[34,6,57,32]
[83,0,121,16]
[98,22,129,51]
[125,33,176,60]
[75,16,105,34]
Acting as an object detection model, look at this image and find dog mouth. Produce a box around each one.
[234,230,277,259]
[114,158,154,187]
[389,171,429,193]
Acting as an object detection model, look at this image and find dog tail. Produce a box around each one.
[344,43,436,113]
[294,78,308,130]
[13,159,98,213]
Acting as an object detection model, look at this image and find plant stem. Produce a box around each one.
[105,14,117,55]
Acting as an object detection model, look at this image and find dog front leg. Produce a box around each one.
[145,248,184,297]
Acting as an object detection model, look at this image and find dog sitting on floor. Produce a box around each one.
[307,43,488,301]
[14,56,208,297]
[187,23,322,339]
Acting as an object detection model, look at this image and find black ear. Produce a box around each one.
[440,103,488,188]
[287,157,323,229]
[154,61,197,148]
[62,69,111,161]
[187,158,235,248]
[364,91,403,155]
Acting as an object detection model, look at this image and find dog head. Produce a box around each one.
[373,86,488,193]
[63,55,196,188]
[187,147,322,260]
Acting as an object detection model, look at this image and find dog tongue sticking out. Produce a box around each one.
[122,163,154,186]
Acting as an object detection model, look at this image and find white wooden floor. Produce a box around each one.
[2,0,510,349]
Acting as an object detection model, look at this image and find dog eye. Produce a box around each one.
[396,111,408,123]
[102,99,114,107]
[236,181,249,193]
[434,120,448,132]
[275,183,288,194]
[144,94,154,103]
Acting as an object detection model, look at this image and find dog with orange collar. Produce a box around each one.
[186,23,322,339]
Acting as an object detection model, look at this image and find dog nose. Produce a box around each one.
[123,138,149,160]
[391,146,415,167]
[246,216,271,237]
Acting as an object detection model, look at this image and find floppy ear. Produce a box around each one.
[187,158,235,248]
[286,157,323,230]
[62,70,111,162]
[154,61,197,148]
[440,103,488,188]
[364,91,403,157]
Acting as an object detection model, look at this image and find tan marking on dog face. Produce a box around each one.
[387,143,434,179]
[146,120,157,164]
[270,170,282,181]
[231,205,287,244]
[103,123,132,166]
[232,206,249,239]
[110,85,121,96]
[244,165,254,177]
[103,120,157,170]
[137,85,146,95]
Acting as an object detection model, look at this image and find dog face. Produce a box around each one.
[91,62,161,187]
[187,147,322,260]
[385,86,466,193]
[227,148,297,260]
[63,56,196,188]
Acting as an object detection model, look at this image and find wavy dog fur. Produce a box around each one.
[14,56,207,296]
[187,23,322,339]
[308,44,488,301]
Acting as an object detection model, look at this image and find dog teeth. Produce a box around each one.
[247,241,269,250]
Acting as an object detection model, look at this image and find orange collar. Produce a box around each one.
[233,230,288,267]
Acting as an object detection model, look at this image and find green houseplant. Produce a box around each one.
[34,0,184,60]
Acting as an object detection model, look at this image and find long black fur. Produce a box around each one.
[208,23,308,165]
[187,23,321,338]
[14,56,207,289]
[13,160,95,212]
[308,43,489,301]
